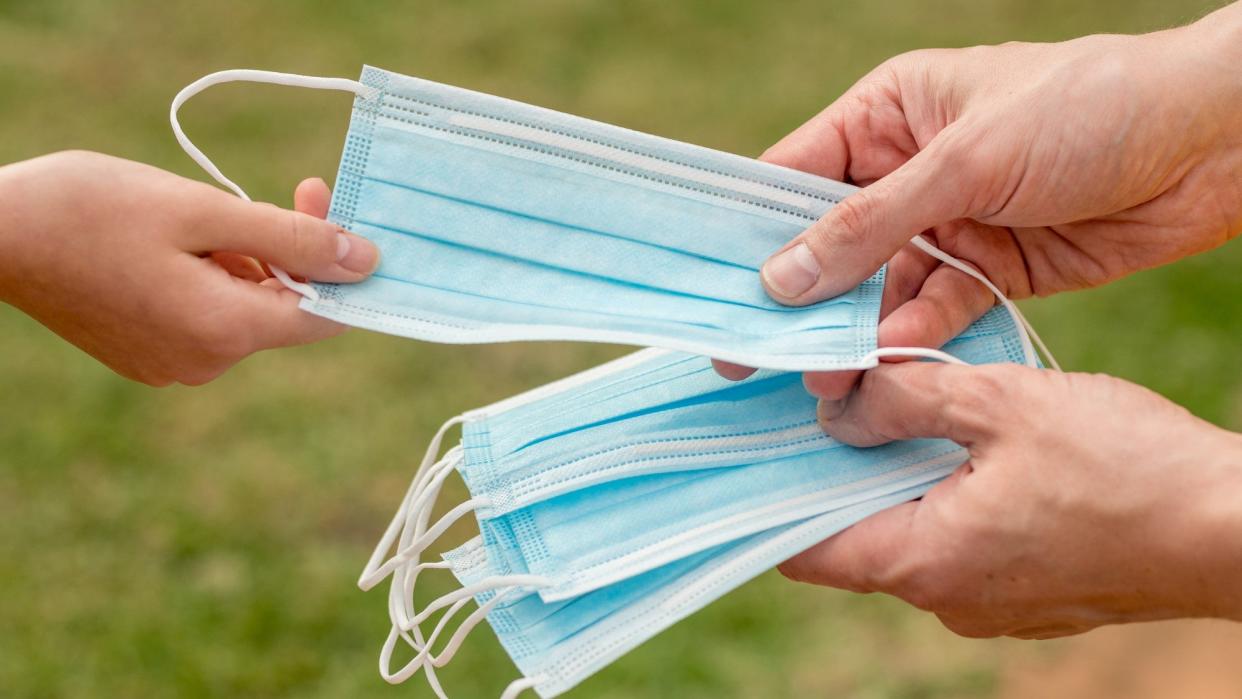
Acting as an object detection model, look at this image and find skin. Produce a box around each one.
[790,363,1242,638]
[714,5,1242,391]
[2,7,1240,642]
[714,3,1242,636]
[0,150,377,386]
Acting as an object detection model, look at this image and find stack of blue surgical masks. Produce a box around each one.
[358,308,1030,698]
[171,66,1051,699]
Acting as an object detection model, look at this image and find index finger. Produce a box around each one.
[778,462,969,594]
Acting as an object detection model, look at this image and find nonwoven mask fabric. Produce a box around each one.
[170,68,1056,371]
[358,309,1038,698]
[423,485,930,699]
[356,307,1027,603]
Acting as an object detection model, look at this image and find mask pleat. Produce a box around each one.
[301,66,887,371]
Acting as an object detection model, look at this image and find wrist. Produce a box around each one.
[1172,427,1242,621]
[1162,5,1242,124]
[1186,2,1242,64]
[0,152,85,308]
[0,161,23,304]
[1134,5,1242,233]
[1201,430,1242,620]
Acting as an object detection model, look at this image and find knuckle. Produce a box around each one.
[884,48,936,74]
[824,197,874,248]
[47,149,98,168]
[941,365,1016,431]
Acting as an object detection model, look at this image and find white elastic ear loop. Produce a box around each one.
[388,476,453,633]
[387,444,472,640]
[391,472,460,699]
[355,442,459,696]
[375,548,546,690]
[387,454,467,699]
[358,415,466,587]
[360,458,484,590]
[388,478,457,634]
[169,69,378,301]
[500,676,547,699]
[380,595,483,681]
[379,577,551,684]
[360,448,459,587]
[868,236,1060,370]
[864,346,970,366]
[402,574,552,629]
[399,588,506,671]
[389,559,451,641]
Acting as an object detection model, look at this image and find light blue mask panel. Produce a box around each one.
[304,66,885,371]
[443,484,932,698]
[461,305,1023,506]
[173,68,1050,375]
[460,308,1020,523]
[456,308,1028,601]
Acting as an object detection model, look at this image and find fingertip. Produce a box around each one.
[803,370,861,400]
[334,230,381,278]
[294,177,332,219]
[712,359,758,381]
[816,398,846,425]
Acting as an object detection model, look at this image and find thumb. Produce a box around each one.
[778,463,968,592]
[760,129,975,305]
[186,195,380,283]
[817,361,1029,448]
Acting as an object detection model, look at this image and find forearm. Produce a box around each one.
[1180,2,1242,123]
[0,153,84,310]
[1182,2,1242,239]
[0,159,21,304]
[1190,1,1242,57]
[1142,5,1242,245]
[1193,427,1242,621]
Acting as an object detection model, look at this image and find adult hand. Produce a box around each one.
[714,3,1242,392]
[0,150,378,386]
[778,362,1242,638]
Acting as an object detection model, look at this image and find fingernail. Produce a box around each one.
[817,399,845,423]
[336,232,381,275]
[762,243,820,298]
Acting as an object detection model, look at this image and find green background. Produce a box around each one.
[0,1,1237,697]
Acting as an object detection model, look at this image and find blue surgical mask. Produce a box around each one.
[360,308,1033,697]
[171,68,1051,371]
[390,484,932,697]
[359,306,1025,599]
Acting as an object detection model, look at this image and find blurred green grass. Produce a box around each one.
[0,1,1237,697]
